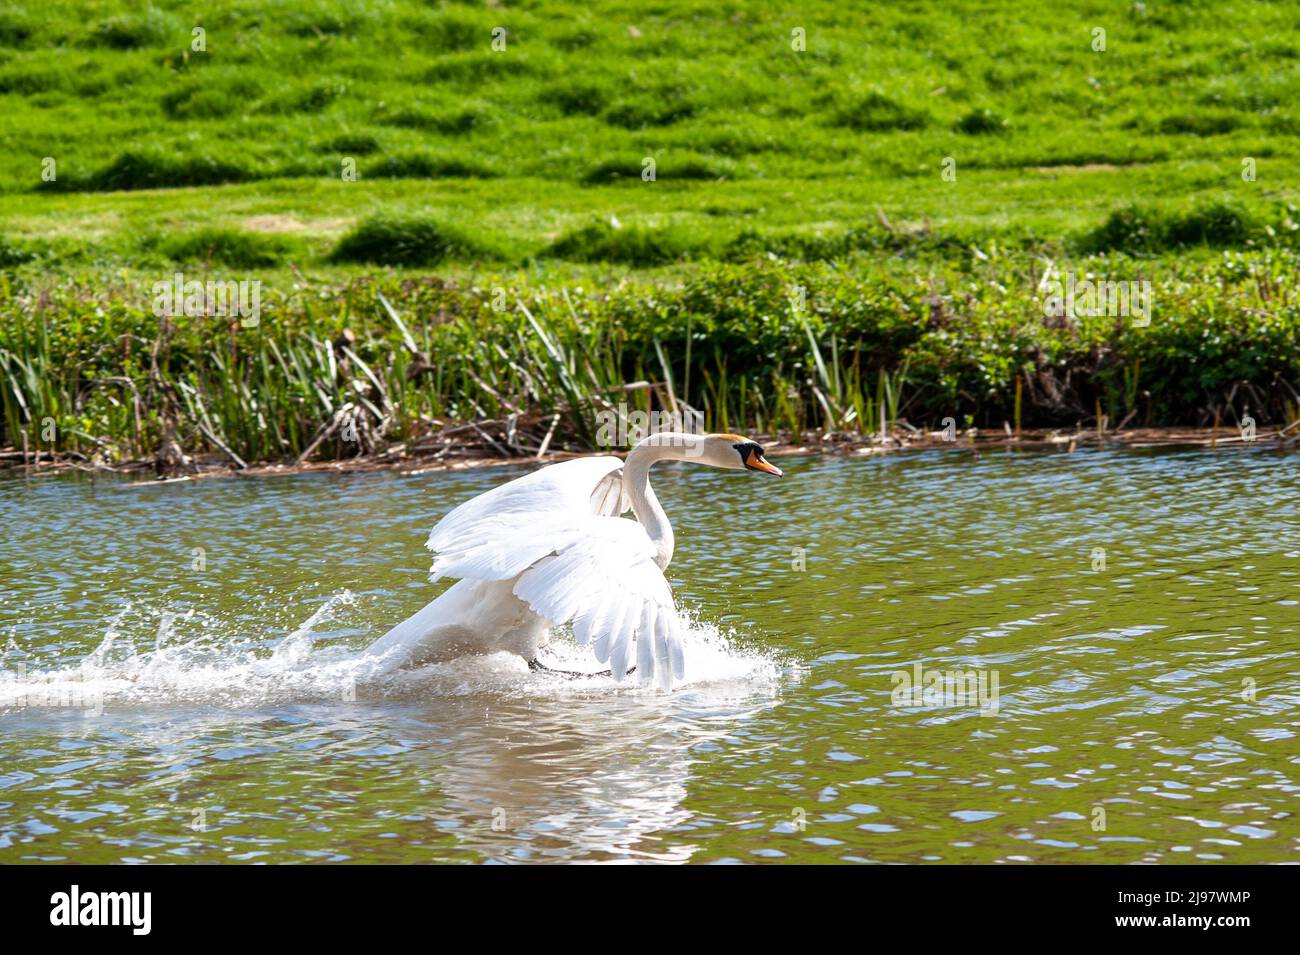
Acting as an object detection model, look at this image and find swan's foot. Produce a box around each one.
[528,659,637,680]
[527,658,590,679]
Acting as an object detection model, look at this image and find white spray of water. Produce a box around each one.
[0,594,782,711]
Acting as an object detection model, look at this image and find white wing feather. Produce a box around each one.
[512,517,683,689]
[426,456,627,576]
[423,456,683,689]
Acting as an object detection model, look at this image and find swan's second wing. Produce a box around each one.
[511,516,685,690]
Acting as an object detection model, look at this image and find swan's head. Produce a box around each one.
[627,430,783,474]
[704,433,783,475]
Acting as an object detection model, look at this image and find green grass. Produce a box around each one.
[0,1,1296,235]
[3,169,1297,273]
[1,0,1299,463]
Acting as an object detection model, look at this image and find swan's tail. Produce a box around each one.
[361,593,458,674]
[361,578,543,674]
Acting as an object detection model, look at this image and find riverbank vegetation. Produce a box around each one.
[4,240,1299,469]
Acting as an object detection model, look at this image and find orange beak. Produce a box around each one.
[749,453,783,476]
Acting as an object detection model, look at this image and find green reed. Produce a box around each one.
[2,249,1299,467]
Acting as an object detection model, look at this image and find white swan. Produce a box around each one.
[363,431,782,689]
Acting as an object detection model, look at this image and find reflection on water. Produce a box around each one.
[1,447,1297,863]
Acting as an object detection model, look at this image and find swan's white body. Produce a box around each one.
[363,432,780,689]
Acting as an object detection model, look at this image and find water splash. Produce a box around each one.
[270,591,358,665]
[0,593,782,713]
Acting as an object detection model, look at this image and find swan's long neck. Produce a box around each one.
[622,432,704,569]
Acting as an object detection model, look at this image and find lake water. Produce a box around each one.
[1,448,1297,863]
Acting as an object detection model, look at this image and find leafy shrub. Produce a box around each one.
[0,235,38,267]
[154,229,290,268]
[954,108,1009,134]
[259,82,347,115]
[329,216,485,266]
[364,153,495,179]
[1082,206,1162,254]
[295,82,346,113]
[581,154,730,184]
[0,12,34,47]
[85,11,171,50]
[832,92,929,131]
[283,6,367,38]
[1165,200,1254,247]
[433,108,490,135]
[40,150,252,193]
[423,51,533,83]
[602,95,695,128]
[1082,201,1259,253]
[725,228,880,261]
[0,66,61,95]
[1157,114,1240,135]
[552,28,598,51]
[161,79,261,119]
[411,11,484,51]
[581,157,648,184]
[545,221,699,266]
[539,80,609,116]
[381,106,489,134]
[321,133,382,155]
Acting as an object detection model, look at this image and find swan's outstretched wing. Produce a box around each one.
[424,456,682,688]
[512,517,685,690]
[426,456,628,577]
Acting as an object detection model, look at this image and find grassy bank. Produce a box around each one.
[4,244,1298,469]
[4,1,1296,191]
[2,0,1298,267]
